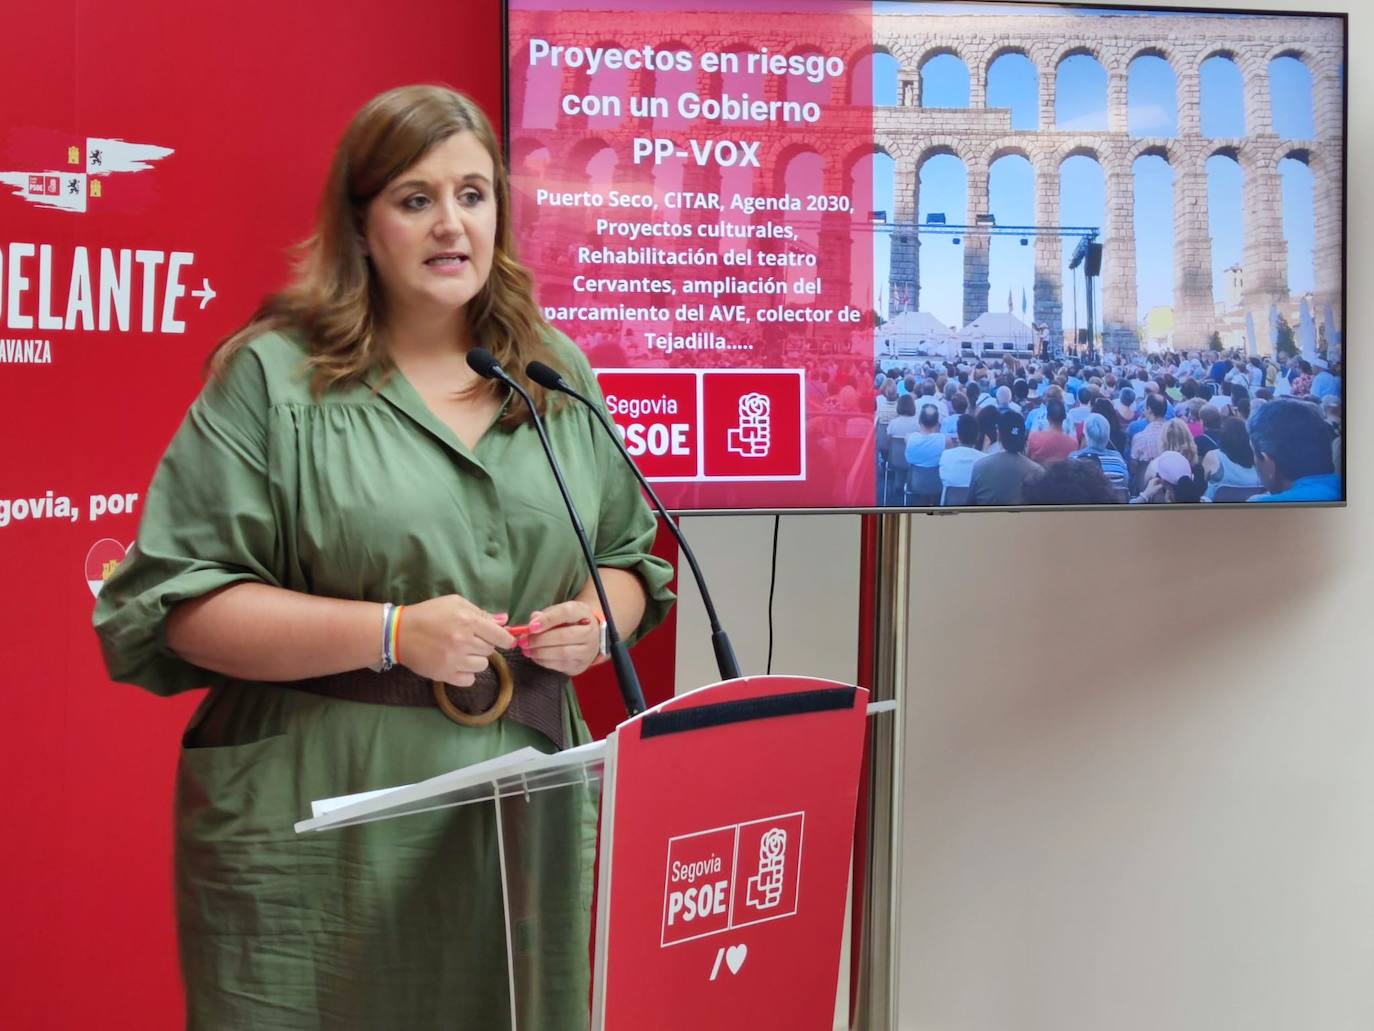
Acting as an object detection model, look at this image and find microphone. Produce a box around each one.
[466,347,646,717]
[526,359,743,682]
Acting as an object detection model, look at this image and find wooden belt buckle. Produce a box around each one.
[432,652,514,726]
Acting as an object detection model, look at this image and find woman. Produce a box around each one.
[1202,416,1264,500]
[874,377,899,425]
[1133,450,1206,504]
[93,86,674,1029]
[1090,396,1128,454]
[1141,417,1199,485]
[885,392,921,442]
[975,403,1002,454]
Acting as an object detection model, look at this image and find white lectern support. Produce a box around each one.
[297,687,894,1031]
[296,740,608,1031]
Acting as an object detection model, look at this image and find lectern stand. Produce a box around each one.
[297,676,877,1030]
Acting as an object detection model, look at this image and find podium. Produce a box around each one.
[297,676,880,1030]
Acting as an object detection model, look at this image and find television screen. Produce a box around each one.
[504,1,1346,511]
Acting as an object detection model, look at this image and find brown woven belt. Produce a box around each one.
[287,648,567,750]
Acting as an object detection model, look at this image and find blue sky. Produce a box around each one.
[868,46,1320,330]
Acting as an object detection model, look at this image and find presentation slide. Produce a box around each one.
[506,1,1345,512]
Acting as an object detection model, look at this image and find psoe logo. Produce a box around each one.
[2,137,173,214]
[85,538,131,598]
[660,810,805,947]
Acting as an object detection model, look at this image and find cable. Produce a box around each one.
[766,514,780,675]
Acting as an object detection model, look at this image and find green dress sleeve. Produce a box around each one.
[92,342,283,696]
[551,332,676,645]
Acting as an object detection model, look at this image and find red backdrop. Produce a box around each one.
[0,3,675,1025]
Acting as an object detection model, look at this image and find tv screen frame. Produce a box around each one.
[501,0,1347,514]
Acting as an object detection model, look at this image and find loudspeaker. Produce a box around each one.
[1084,243,1103,277]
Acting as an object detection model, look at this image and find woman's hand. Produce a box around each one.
[397,595,515,687]
[519,600,603,677]
[1137,474,1167,503]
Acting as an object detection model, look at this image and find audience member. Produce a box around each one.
[1027,399,1079,465]
[969,411,1041,505]
[1068,414,1129,493]
[1021,457,1120,505]
[939,414,984,492]
[1202,416,1263,500]
[1247,399,1342,502]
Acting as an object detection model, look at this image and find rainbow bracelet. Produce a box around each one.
[387,604,404,668]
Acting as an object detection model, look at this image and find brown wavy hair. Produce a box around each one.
[209,84,557,426]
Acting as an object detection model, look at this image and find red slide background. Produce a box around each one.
[0,3,676,1025]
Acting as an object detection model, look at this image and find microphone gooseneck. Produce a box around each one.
[526,359,743,682]
[466,348,646,717]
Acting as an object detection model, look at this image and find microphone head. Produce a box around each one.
[525,360,567,391]
[466,347,504,380]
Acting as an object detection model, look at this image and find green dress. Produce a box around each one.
[93,329,675,1030]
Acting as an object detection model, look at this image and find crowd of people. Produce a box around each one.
[873,348,1344,506]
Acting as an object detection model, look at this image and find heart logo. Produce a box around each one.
[85,539,131,598]
[725,943,747,975]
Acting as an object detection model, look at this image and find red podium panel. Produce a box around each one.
[593,676,868,1030]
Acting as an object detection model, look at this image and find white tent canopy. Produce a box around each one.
[958,311,1036,355]
[877,310,958,359]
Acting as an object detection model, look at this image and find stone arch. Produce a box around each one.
[987,141,1034,167]
[1053,50,1109,131]
[985,152,1038,321]
[1051,43,1109,72]
[1199,52,1246,138]
[918,47,971,108]
[917,44,969,73]
[1267,50,1315,140]
[1130,147,1176,339]
[915,146,970,326]
[848,44,901,106]
[1200,47,1241,66]
[988,43,1032,65]
[1276,150,1317,301]
[1126,140,1178,166]
[1277,146,1330,183]
[1126,51,1179,138]
[1204,148,1246,337]
[986,50,1039,129]
[1056,143,1105,169]
[917,138,974,173]
[846,143,897,310]
[772,142,825,195]
[1265,44,1316,66]
[568,135,617,170]
[569,135,631,193]
[1056,150,1107,351]
[841,141,896,181]
[1125,45,1181,76]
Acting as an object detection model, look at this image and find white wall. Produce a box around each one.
[675,2,1372,1027]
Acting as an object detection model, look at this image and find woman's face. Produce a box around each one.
[363,131,498,321]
